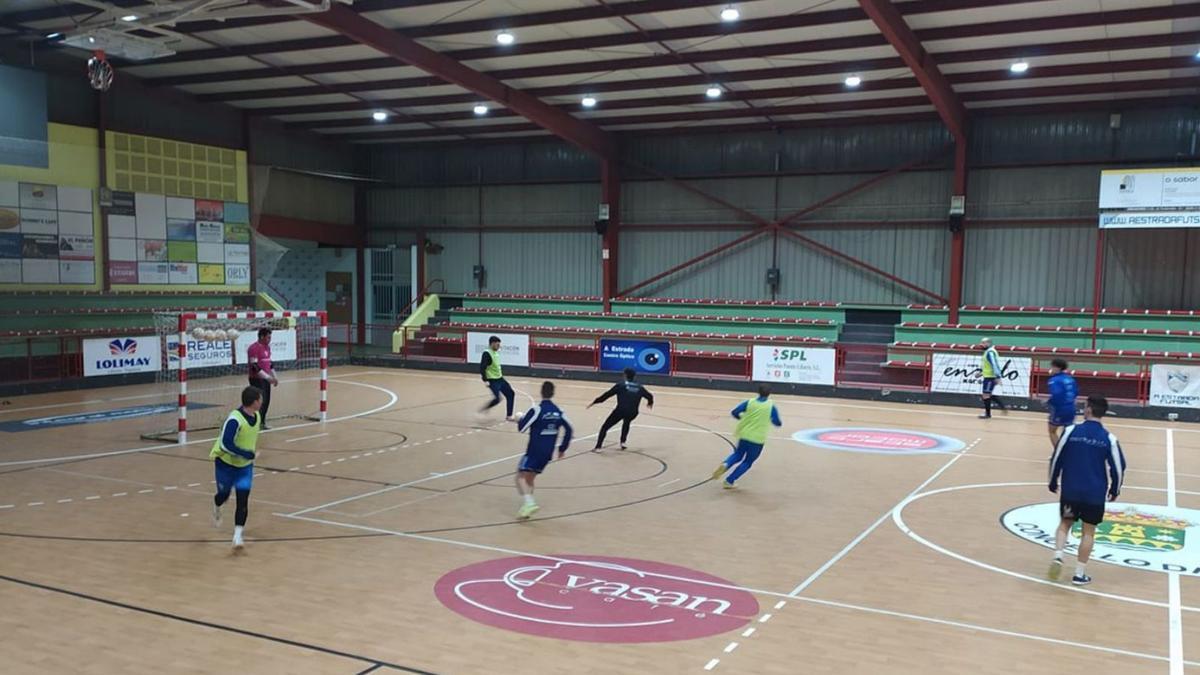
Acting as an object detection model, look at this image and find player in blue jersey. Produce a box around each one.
[1046,358,1079,448]
[514,381,573,519]
[1048,395,1126,586]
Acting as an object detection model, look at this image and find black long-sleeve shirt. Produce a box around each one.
[593,380,653,414]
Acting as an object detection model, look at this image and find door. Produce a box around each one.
[325,271,353,326]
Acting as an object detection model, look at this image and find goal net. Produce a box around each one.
[141,310,328,443]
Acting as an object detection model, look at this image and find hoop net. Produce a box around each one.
[87,51,114,92]
[141,310,328,443]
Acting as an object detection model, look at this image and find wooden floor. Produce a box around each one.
[2,366,1199,674]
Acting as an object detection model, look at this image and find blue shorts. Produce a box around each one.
[981,378,998,395]
[1049,409,1076,427]
[518,448,554,474]
[214,458,254,493]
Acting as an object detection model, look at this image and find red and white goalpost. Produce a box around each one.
[143,310,327,443]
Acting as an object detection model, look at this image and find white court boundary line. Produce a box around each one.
[1166,427,1185,675]
[276,513,1199,668]
[789,437,979,597]
[891,481,1200,613]
[0,369,383,416]
[704,436,978,670]
[0,376,399,467]
[399,370,1200,435]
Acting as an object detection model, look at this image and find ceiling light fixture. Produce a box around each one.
[1010,61,1029,73]
[496,31,515,45]
[120,14,138,22]
[844,75,862,87]
[45,32,61,39]
[474,104,489,115]
[372,111,388,122]
[581,96,597,108]
[720,6,740,22]
[705,86,722,99]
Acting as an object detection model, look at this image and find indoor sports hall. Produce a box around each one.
[2,2,1200,674]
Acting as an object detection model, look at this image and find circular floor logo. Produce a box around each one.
[434,554,758,643]
[1002,502,1200,575]
[792,427,965,454]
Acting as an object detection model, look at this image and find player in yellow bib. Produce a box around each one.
[210,386,263,550]
[711,384,783,488]
[479,335,516,420]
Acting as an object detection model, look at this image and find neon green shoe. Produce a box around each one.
[517,502,540,519]
[722,481,737,490]
[711,464,729,480]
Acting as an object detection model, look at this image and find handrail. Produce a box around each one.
[396,278,445,326]
[259,279,294,309]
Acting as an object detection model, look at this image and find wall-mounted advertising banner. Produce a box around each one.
[1099,211,1200,229]
[82,336,161,376]
[930,352,1032,397]
[599,339,671,374]
[467,332,530,368]
[166,329,296,371]
[1149,365,1200,409]
[1099,168,1200,210]
[751,346,836,386]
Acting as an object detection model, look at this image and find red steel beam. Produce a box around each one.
[773,157,934,228]
[257,214,365,247]
[776,228,947,304]
[948,142,967,321]
[331,77,1200,141]
[258,54,1196,118]
[859,0,965,142]
[601,160,621,312]
[201,28,1200,104]
[616,155,948,299]
[300,5,614,159]
[618,230,771,297]
[145,3,1200,88]
[361,94,1200,147]
[151,0,808,64]
[142,0,1041,67]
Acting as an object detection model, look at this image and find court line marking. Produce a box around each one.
[705,437,979,669]
[891,481,1198,612]
[1167,427,1184,675]
[403,371,1200,435]
[0,379,399,467]
[286,428,600,517]
[278,513,1195,668]
[0,370,386,416]
[788,437,980,597]
[285,432,329,443]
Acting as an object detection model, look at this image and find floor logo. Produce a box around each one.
[792,427,965,454]
[0,402,215,433]
[434,554,758,643]
[1002,503,1200,575]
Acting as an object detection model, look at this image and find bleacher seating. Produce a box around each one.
[0,291,260,384]
[401,294,1200,402]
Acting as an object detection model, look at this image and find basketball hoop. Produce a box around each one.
[87,50,114,92]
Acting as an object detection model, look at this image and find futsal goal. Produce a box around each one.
[141,310,328,443]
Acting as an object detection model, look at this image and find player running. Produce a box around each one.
[711,384,782,489]
[587,367,654,451]
[479,335,516,421]
[1046,358,1079,448]
[514,381,573,519]
[210,386,264,550]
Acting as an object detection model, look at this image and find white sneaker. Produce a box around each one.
[232,530,244,550]
[211,503,222,528]
[620,443,628,450]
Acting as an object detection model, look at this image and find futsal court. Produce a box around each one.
[1,366,1197,674]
